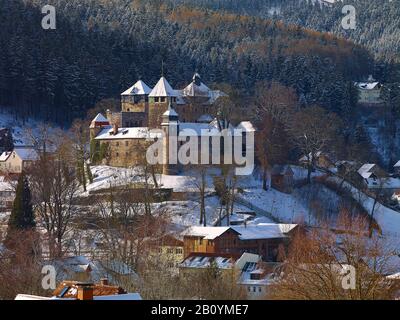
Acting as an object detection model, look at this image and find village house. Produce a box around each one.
[271,164,294,193]
[357,163,400,200]
[51,255,139,286]
[179,252,275,299]
[145,234,184,274]
[0,146,38,174]
[0,176,14,212]
[357,163,387,182]
[15,279,142,300]
[181,224,298,262]
[299,151,335,170]
[355,75,383,106]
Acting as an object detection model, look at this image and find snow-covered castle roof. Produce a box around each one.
[182,73,211,97]
[149,77,177,97]
[121,80,152,96]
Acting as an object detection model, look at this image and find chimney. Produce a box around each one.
[100,278,109,286]
[112,123,119,135]
[76,282,94,301]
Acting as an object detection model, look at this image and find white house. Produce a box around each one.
[0,146,38,174]
[355,75,383,106]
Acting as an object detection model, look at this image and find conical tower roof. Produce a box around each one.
[149,77,177,97]
[121,80,152,96]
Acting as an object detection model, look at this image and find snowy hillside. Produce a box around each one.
[0,108,60,146]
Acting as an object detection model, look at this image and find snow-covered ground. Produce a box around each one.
[88,165,261,194]
[153,195,274,230]
[87,165,335,229]
[0,109,51,146]
[88,164,321,194]
[327,176,400,237]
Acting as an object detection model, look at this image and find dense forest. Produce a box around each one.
[172,0,400,64]
[0,0,374,125]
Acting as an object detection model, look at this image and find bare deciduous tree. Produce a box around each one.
[268,213,399,300]
[287,106,340,183]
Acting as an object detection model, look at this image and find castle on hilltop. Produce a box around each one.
[90,73,255,175]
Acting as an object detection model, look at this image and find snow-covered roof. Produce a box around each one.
[182,224,297,241]
[232,224,297,240]
[299,151,325,162]
[51,255,139,286]
[93,293,142,300]
[91,113,109,123]
[183,80,211,97]
[180,254,236,269]
[163,105,178,117]
[236,121,256,132]
[94,126,162,140]
[181,226,232,240]
[356,82,380,90]
[149,77,177,97]
[197,114,213,123]
[0,151,12,162]
[121,80,152,96]
[15,292,142,301]
[358,163,376,179]
[15,294,53,300]
[14,147,39,161]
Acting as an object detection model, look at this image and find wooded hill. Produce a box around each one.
[0,0,373,124]
[172,0,400,65]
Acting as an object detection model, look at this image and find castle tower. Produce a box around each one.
[148,77,178,128]
[89,113,110,140]
[120,80,152,127]
[179,73,214,122]
[161,104,180,175]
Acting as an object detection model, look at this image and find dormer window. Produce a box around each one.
[155,97,159,103]
[250,273,261,280]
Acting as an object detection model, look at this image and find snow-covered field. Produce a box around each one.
[87,165,337,229]
[153,196,274,230]
[88,165,261,194]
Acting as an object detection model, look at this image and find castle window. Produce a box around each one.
[116,152,119,157]
[155,97,159,103]
[125,141,129,146]
[127,108,130,112]
[161,97,166,103]
[116,142,119,147]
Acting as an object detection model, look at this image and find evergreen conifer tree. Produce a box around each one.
[5,173,36,248]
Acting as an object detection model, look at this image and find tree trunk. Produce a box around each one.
[262,168,268,191]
